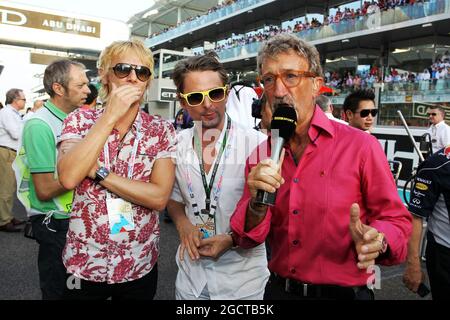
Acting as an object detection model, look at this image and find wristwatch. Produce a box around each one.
[94,166,110,183]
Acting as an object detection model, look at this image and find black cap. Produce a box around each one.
[271,104,297,140]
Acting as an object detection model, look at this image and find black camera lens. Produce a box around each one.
[252,98,263,119]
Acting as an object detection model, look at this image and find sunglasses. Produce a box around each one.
[356,109,378,117]
[111,63,152,82]
[179,86,228,107]
[261,70,317,89]
[427,113,437,116]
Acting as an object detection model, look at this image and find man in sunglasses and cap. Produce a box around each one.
[167,52,268,300]
[343,89,377,133]
[57,40,176,300]
[230,34,411,300]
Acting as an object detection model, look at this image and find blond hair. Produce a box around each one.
[97,39,154,101]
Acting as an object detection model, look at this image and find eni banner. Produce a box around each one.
[0,5,100,38]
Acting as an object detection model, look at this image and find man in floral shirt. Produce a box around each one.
[58,40,176,300]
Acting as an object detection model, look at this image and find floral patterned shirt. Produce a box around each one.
[60,109,176,284]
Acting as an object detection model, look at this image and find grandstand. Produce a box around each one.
[129,0,449,184]
[129,0,449,127]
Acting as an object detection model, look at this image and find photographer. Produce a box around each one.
[252,94,272,132]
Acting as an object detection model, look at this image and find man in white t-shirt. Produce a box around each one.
[427,107,450,154]
[168,52,269,300]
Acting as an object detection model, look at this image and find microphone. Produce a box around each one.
[254,104,297,206]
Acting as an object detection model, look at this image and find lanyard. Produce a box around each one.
[103,117,142,183]
[193,115,231,217]
[184,131,232,220]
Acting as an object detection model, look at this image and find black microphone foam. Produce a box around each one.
[254,104,297,206]
[270,104,297,141]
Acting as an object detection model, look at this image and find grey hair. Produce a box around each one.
[44,59,86,97]
[315,95,331,112]
[5,88,23,105]
[257,34,323,77]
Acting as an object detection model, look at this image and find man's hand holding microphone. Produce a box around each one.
[245,105,297,228]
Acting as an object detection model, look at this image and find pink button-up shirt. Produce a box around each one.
[60,109,176,284]
[230,106,412,287]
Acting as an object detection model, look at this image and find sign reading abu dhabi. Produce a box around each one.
[0,5,100,37]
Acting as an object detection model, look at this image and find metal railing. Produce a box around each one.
[329,79,450,105]
[147,0,447,50]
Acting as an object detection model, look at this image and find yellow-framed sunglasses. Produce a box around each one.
[179,85,228,107]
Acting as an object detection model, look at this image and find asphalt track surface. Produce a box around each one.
[0,196,430,300]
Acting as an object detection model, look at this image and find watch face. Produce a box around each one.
[96,167,109,180]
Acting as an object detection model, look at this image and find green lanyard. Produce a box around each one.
[193,115,231,217]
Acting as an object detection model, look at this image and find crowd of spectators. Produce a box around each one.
[324,52,450,94]
[149,0,429,50]
[212,0,429,53]
[149,0,238,38]
[150,0,445,95]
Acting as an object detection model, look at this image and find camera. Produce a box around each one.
[252,98,262,119]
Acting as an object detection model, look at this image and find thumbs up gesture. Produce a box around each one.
[349,203,385,270]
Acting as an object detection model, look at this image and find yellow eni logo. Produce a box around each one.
[415,183,428,191]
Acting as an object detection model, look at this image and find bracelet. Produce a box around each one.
[248,200,267,217]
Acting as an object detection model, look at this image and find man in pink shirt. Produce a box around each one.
[229,34,412,300]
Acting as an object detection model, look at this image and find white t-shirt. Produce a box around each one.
[428,120,450,153]
[171,116,269,299]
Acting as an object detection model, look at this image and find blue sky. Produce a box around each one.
[4,0,155,22]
